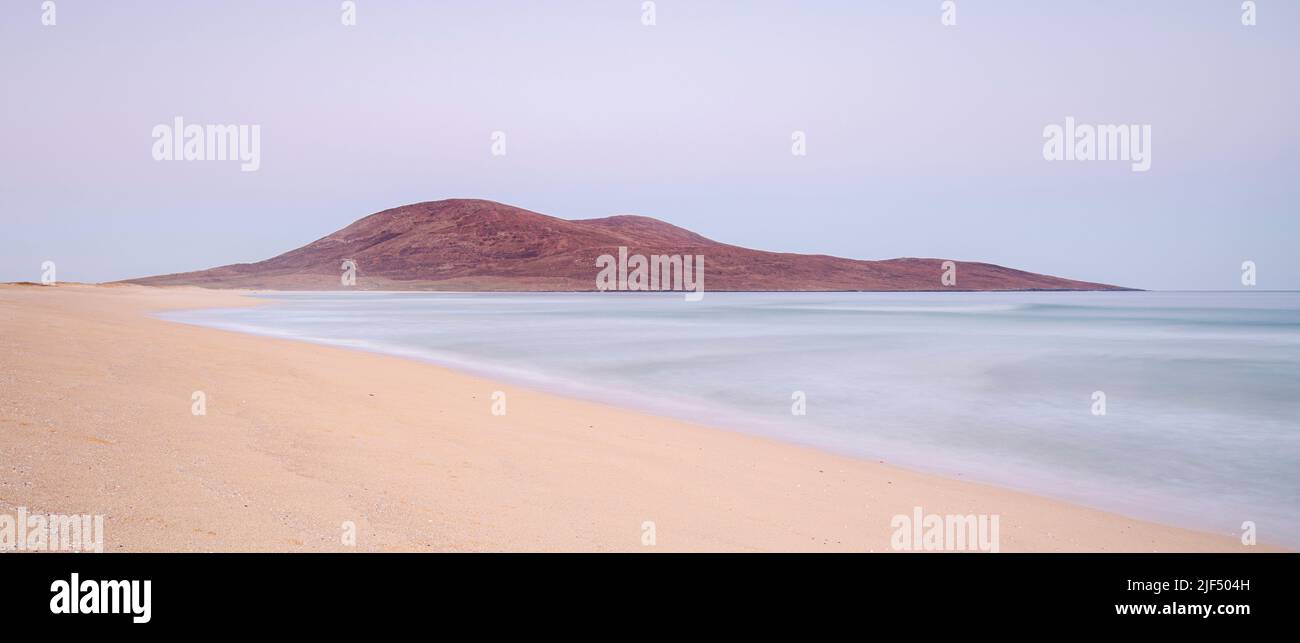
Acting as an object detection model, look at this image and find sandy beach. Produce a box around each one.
[0,284,1263,552]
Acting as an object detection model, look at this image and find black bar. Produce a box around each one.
[3,553,1291,629]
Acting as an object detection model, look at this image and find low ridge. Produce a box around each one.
[123,199,1129,291]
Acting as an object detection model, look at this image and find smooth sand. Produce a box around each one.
[0,284,1262,551]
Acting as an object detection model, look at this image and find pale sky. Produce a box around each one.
[2,0,1297,289]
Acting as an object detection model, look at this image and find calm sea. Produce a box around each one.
[163,291,1300,545]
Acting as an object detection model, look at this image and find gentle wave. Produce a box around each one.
[163,290,1300,546]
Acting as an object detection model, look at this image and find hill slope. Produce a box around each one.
[123,199,1129,291]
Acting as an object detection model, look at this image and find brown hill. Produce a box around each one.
[122,199,1129,291]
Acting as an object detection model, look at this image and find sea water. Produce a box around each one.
[163,291,1300,545]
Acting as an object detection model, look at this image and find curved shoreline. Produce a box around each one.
[0,284,1271,551]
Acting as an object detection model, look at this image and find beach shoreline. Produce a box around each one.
[0,284,1271,551]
